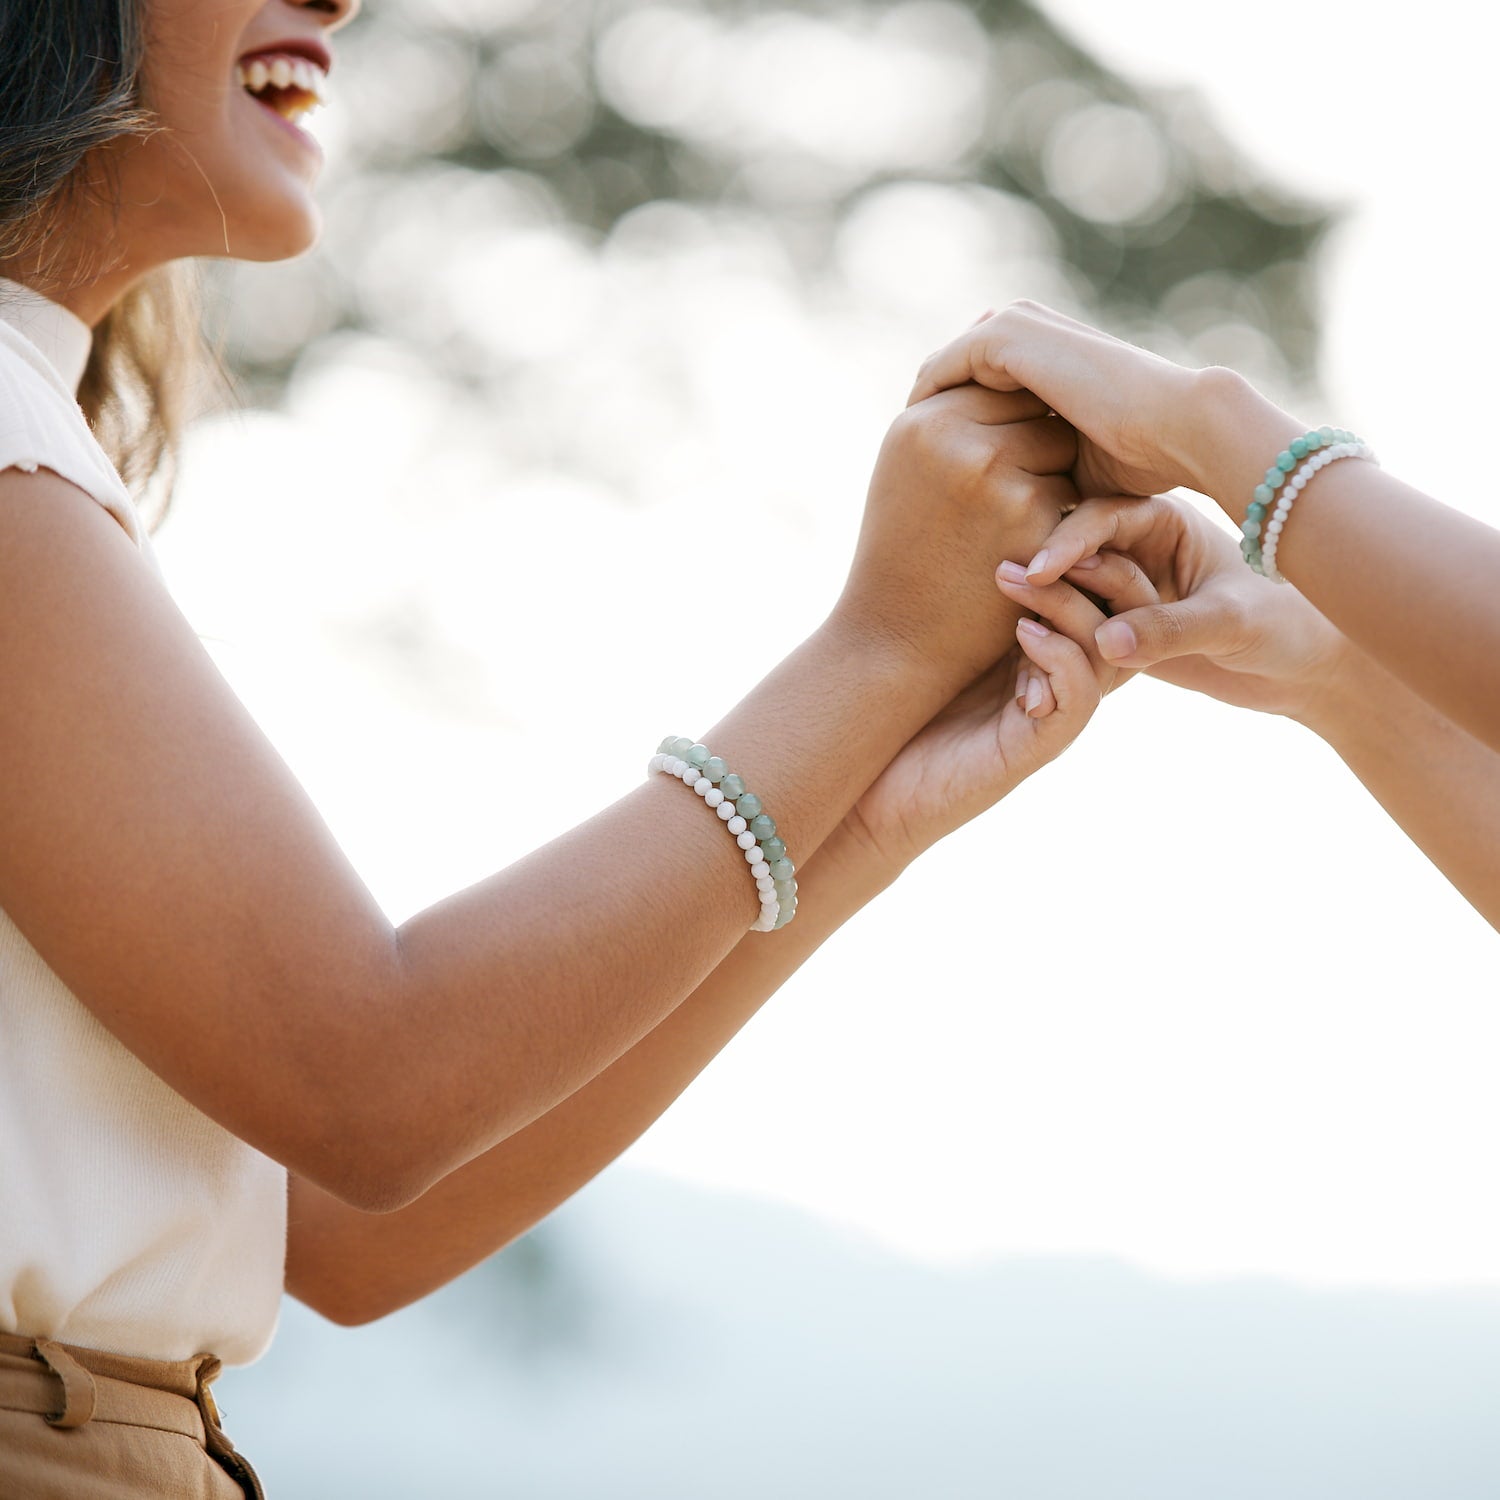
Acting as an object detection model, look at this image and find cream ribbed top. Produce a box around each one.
[0,279,287,1365]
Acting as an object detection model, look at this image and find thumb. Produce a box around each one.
[1094,596,1230,669]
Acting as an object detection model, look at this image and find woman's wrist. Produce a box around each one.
[1288,627,1381,745]
[1176,366,1307,521]
[817,813,910,905]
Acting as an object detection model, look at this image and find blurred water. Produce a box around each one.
[226,1171,1500,1498]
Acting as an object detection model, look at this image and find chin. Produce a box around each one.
[222,198,323,262]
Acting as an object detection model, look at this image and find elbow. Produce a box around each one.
[293,1106,450,1215]
[312,1137,444,1215]
[304,1291,394,1328]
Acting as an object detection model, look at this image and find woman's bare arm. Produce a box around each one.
[285,828,886,1323]
[0,388,1066,1213]
[285,567,1131,1325]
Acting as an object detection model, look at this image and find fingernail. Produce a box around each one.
[1017,618,1049,638]
[1096,619,1136,660]
[1025,675,1046,715]
[997,560,1029,584]
[1025,549,1050,578]
[1015,667,1029,703]
[1070,553,1103,572]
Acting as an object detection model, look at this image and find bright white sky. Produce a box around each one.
[156,0,1499,1292]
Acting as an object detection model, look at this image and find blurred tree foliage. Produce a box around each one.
[221,0,1332,403]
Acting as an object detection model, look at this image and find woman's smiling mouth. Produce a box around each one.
[234,50,330,126]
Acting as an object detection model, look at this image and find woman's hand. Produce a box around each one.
[906,301,1230,502]
[1014,493,1349,720]
[842,567,1150,876]
[833,383,1080,696]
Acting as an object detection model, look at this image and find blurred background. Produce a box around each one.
[163,0,1500,1492]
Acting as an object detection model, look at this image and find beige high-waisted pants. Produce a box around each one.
[0,1330,264,1499]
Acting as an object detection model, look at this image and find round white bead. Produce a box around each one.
[736,830,757,850]
[716,801,736,821]
[750,859,771,879]
[681,765,699,783]
[1267,518,1283,534]
[756,875,776,891]
[760,887,778,904]
[743,845,762,863]
[694,777,712,795]
[727,815,747,835]
[704,788,724,807]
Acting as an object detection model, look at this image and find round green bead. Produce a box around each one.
[669,736,694,758]
[748,814,776,842]
[704,757,728,784]
[774,879,797,900]
[736,793,763,820]
[1246,501,1266,522]
[759,835,787,863]
[720,773,746,800]
[1275,450,1296,472]
[1305,431,1324,451]
[1240,518,1261,538]
[1290,436,1309,458]
[686,744,710,768]
[769,858,795,882]
[658,736,676,755]
[1317,424,1335,442]
[1264,467,1284,488]
[1253,484,1273,505]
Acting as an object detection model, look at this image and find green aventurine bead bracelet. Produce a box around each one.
[1240,427,1363,577]
[650,738,799,932]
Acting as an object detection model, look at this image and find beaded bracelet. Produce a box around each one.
[1261,439,1377,583]
[649,737,799,933]
[1240,427,1374,578]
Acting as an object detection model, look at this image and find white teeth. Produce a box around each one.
[232,53,331,114]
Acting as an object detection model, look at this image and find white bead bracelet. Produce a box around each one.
[1262,440,1378,584]
[648,739,798,933]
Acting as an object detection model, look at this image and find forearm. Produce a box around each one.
[287,827,901,1323]
[1296,639,1500,930]
[370,617,955,1204]
[1185,371,1500,751]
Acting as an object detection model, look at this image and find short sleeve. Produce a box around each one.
[0,322,156,559]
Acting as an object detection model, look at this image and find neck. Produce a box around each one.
[0,252,156,330]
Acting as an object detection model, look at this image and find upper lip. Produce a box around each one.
[238,38,333,75]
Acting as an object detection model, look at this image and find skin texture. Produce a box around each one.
[914,299,1500,759]
[7,0,357,318]
[1,7,1127,1321]
[995,493,1500,932]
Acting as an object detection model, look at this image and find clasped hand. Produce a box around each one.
[836,306,1351,881]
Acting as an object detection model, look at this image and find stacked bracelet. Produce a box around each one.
[649,737,799,933]
[1261,438,1377,583]
[1241,427,1377,581]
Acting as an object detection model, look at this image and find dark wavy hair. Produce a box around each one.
[0,0,219,525]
